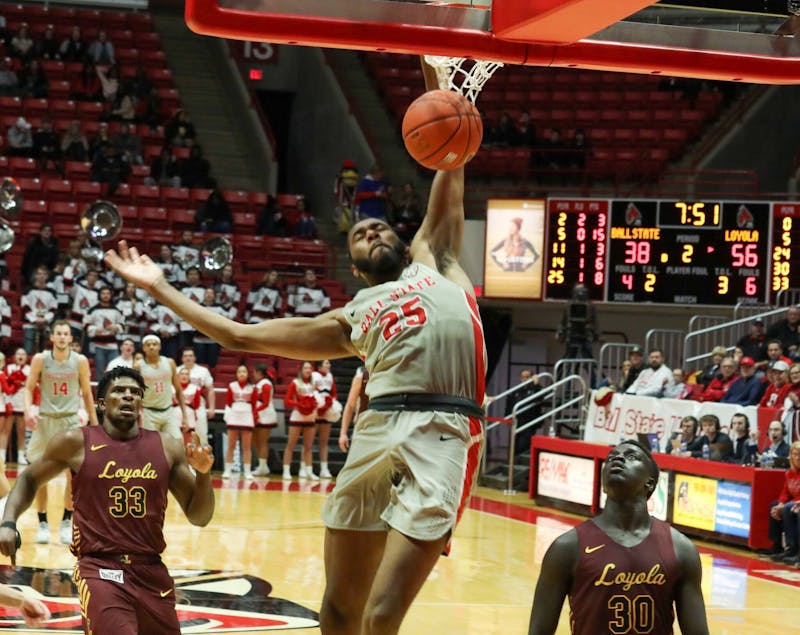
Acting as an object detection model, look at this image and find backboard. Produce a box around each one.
[184,0,800,83]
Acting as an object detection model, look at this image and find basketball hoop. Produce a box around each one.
[423,55,503,104]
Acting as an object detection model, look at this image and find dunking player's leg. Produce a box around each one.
[320,529,386,635]
[361,529,449,635]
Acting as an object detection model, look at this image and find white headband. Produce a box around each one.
[142,334,161,345]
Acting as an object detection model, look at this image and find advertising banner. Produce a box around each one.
[585,392,759,450]
[483,199,545,299]
[537,452,595,506]
[714,481,752,538]
[672,474,718,531]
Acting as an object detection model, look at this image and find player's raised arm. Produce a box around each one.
[105,242,357,360]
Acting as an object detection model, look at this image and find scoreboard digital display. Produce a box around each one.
[536,197,780,305]
[606,200,769,305]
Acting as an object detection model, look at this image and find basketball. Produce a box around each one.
[402,89,483,171]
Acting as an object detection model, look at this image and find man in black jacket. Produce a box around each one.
[21,223,59,285]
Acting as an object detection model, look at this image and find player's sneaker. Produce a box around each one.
[60,520,72,545]
[35,522,49,544]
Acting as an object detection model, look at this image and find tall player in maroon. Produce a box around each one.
[528,440,709,635]
[0,367,215,634]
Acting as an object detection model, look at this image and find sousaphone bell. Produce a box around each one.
[198,236,233,274]
[80,200,123,261]
[0,177,22,255]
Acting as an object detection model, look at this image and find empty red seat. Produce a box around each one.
[9,158,39,178]
[161,187,190,207]
[74,181,102,205]
[50,99,76,118]
[170,208,196,231]
[21,199,47,217]
[132,184,161,206]
[222,190,250,212]
[50,201,78,222]
[140,206,170,228]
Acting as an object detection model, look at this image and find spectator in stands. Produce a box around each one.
[737,318,768,362]
[84,286,124,380]
[0,58,19,96]
[354,165,390,221]
[662,368,690,399]
[621,346,645,392]
[258,198,288,237]
[764,420,791,460]
[246,269,282,323]
[60,120,89,162]
[20,266,58,354]
[493,112,517,147]
[214,263,241,313]
[111,122,143,166]
[33,24,59,60]
[106,337,136,371]
[667,415,703,456]
[178,266,206,351]
[89,122,113,159]
[195,189,233,233]
[391,182,422,243]
[613,359,632,392]
[287,269,330,318]
[767,307,800,353]
[117,282,148,346]
[693,413,734,461]
[293,197,318,239]
[699,356,738,402]
[6,116,33,157]
[505,369,541,453]
[18,59,47,98]
[21,224,58,285]
[129,67,153,100]
[761,360,792,408]
[567,128,591,172]
[109,85,136,122]
[514,110,536,147]
[0,292,10,346]
[90,144,127,197]
[730,413,758,465]
[762,441,800,561]
[625,348,672,397]
[72,60,102,102]
[721,356,766,406]
[96,63,119,104]
[765,339,794,370]
[67,268,101,344]
[155,244,185,285]
[179,142,212,189]
[165,109,197,148]
[9,23,33,61]
[697,345,728,386]
[149,301,181,360]
[334,160,359,235]
[171,231,200,270]
[59,26,86,62]
[537,128,567,171]
[32,117,62,175]
[194,289,226,368]
[87,29,115,66]
[145,146,181,188]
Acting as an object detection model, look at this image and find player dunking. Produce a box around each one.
[106,63,485,635]
[0,366,215,634]
[24,320,98,545]
[528,440,709,635]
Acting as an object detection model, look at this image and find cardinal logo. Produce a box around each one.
[35,299,45,310]
[102,318,113,330]
[737,204,754,229]
[163,314,173,324]
[0,568,318,632]
[625,203,642,226]
[79,297,89,309]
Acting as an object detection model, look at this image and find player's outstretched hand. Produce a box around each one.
[185,432,214,474]
[104,240,167,292]
[19,595,50,627]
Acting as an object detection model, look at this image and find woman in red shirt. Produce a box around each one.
[765,441,800,564]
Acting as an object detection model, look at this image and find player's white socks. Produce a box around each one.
[222,463,231,479]
[244,466,254,481]
[259,458,269,473]
[320,462,332,479]
[0,449,5,463]
[302,464,319,481]
[282,465,292,480]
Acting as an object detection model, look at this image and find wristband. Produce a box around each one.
[0,521,16,531]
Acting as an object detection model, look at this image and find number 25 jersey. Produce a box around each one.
[569,518,680,635]
[343,262,486,402]
[71,425,170,557]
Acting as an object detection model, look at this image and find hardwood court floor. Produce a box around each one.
[4,473,800,633]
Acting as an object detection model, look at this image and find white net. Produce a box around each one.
[423,55,504,103]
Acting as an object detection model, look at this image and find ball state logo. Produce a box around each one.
[625,203,642,227]
[0,567,318,632]
[737,204,754,229]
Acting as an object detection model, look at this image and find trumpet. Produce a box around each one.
[0,177,21,255]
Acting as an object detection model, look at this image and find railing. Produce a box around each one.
[688,315,727,333]
[645,328,685,369]
[598,342,642,386]
[733,301,774,321]
[776,289,800,306]
[683,306,788,370]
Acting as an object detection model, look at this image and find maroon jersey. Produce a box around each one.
[569,518,680,635]
[71,426,170,557]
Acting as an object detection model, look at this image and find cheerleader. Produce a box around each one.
[173,367,202,442]
[252,363,277,476]
[4,348,30,464]
[282,361,318,481]
[0,353,8,463]
[222,363,256,480]
[312,359,342,479]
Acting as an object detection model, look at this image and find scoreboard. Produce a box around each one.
[526,197,797,305]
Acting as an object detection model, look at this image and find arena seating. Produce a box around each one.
[363,52,725,181]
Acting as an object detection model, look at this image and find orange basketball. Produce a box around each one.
[402,89,483,171]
